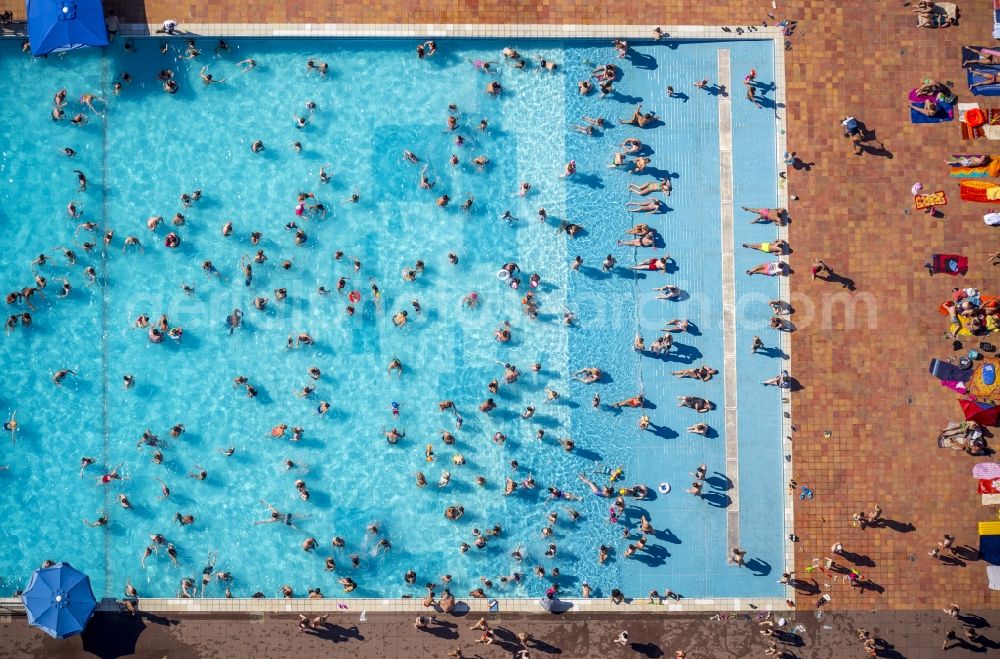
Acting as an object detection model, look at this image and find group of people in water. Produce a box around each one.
[11,36,792,604]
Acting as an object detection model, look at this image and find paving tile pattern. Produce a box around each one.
[1,0,999,613]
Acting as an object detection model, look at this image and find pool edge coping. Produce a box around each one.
[111,24,786,40]
[0,595,794,615]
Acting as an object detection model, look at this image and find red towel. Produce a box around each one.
[930,254,969,275]
[979,478,1000,494]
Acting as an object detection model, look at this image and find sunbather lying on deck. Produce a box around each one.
[970,70,1000,91]
[963,47,1000,67]
[915,1,957,28]
[945,155,990,167]
[911,99,941,117]
[917,80,952,97]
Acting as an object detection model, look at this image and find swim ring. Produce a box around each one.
[658,482,670,494]
[496,269,510,280]
[348,290,361,303]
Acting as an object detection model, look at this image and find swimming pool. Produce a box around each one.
[0,36,785,601]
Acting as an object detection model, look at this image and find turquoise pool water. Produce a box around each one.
[0,37,784,600]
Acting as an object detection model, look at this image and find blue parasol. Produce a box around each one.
[21,562,97,639]
[27,0,109,56]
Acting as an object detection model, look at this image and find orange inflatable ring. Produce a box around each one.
[966,108,986,128]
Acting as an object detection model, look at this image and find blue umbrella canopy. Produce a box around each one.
[21,562,97,639]
[27,0,109,56]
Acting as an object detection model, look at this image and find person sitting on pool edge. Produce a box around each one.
[747,261,789,277]
[742,239,788,254]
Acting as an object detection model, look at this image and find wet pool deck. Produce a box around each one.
[3,607,1000,658]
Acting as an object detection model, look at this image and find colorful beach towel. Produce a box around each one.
[957,103,1000,139]
[914,191,948,208]
[961,179,1000,201]
[948,155,1000,176]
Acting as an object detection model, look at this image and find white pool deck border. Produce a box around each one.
[0,23,793,615]
[107,24,783,40]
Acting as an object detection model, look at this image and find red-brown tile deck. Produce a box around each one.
[2,0,999,612]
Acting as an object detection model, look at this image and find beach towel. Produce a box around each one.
[981,534,1000,565]
[914,191,947,208]
[949,162,1000,175]
[910,88,956,122]
[960,179,1000,200]
[968,68,1000,96]
[929,358,974,382]
[913,106,954,123]
[947,154,1000,175]
[941,379,969,394]
[929,253,969,275]
[979,478,1000,493]
[989,565,1000,589]
[910,103,955,124]
[957,104,1000,138]
[974,462,1000,478]
[962,46,1000,68]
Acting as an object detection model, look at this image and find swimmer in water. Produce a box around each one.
[83,512,109,527]
[52,369,77,385]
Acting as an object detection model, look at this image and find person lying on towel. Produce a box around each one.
[970,70,1000,92]
[945,155,990,167]
[911,99,941,117]
[963,47,1000,67]
[917,80,956,102]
